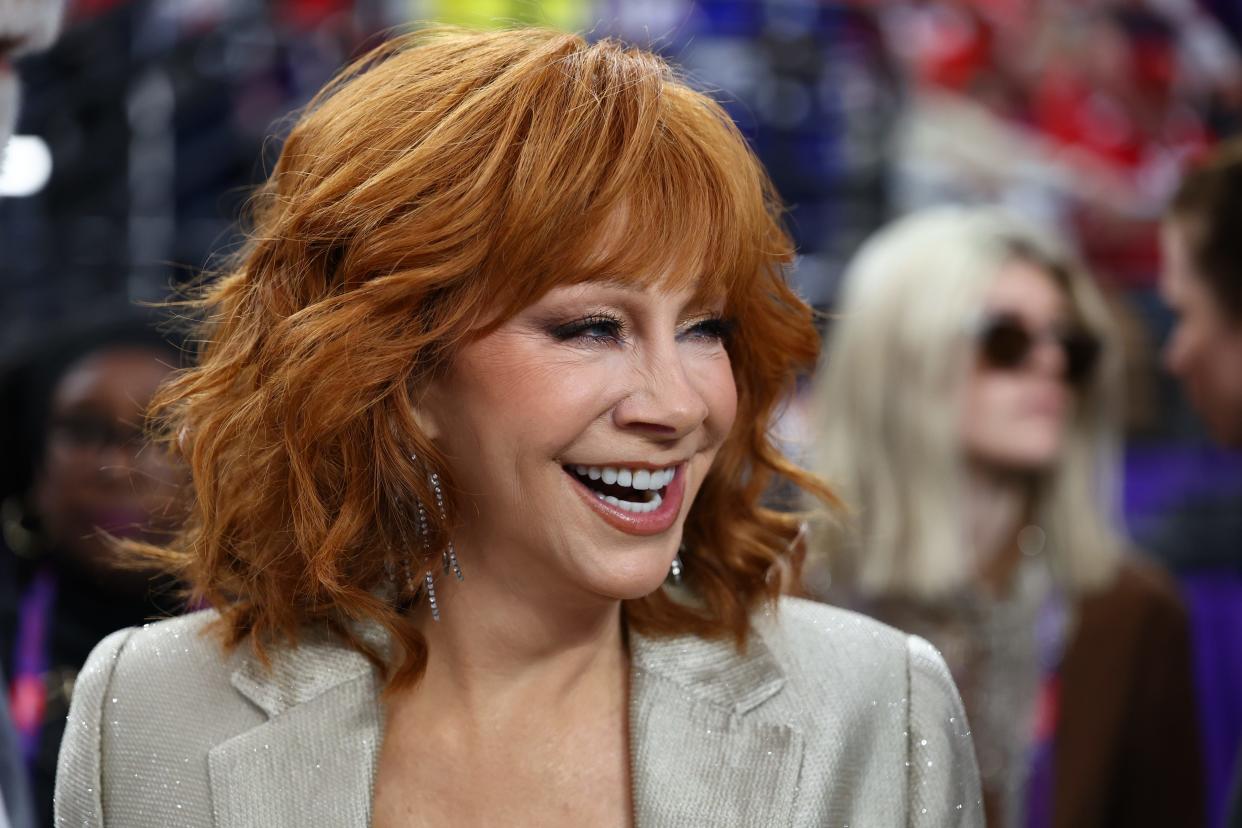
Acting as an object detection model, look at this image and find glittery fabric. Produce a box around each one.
[55,598,982,826]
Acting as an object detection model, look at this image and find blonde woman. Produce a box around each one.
[807,207,1203,828]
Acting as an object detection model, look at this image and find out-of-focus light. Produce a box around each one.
[0,135,53,197]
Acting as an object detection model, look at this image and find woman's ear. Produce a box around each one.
[410,383,444,442]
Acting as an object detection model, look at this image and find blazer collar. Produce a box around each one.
[627,617,805,825]
[208,630,384,828]
[228,626,383,717]
[209,612,803,827]
[627,619,787,713]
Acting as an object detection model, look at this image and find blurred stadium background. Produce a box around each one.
[2,0,1240,566]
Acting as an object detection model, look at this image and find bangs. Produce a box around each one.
[465,40,790,323]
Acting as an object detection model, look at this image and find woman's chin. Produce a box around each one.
[585,557,680,603]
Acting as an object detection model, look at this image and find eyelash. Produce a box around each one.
[550,313,734,346]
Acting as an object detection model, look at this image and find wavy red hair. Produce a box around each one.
[141,26,833,686]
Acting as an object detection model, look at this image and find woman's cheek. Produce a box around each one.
[702,358,739,439]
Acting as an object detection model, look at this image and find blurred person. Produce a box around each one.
[1163,140,1242,445]
[0,2,64,826]
[0,317,184,825]
[807,206,1203,828]
[54,28,983,827]
[1161,138,1242,828]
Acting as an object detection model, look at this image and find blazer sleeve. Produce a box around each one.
[53,627,135,828]
[906,635,984,828]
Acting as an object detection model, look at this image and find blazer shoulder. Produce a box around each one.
[754,597,915,721]
[55,626,136,826]
[758,598,983,826]
[81,610,232,696]
[93,608,245,717]
[765,596,966,709]
[764,596,910,668]
[55,610,259,827]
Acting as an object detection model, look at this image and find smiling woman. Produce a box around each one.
[53,26,982,827]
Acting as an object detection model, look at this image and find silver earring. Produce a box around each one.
[430,471,463,582]
[424,570,439,621]
[413,496,441,621]
[669,545,684,585]
[407,456,463,622]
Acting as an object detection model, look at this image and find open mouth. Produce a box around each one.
[562,464,677,514]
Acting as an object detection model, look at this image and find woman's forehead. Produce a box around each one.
[534,278,728,308]
[984,260,1071,320]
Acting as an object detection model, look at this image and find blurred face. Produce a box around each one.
[418,280,737,604]
[960,261,1086,473]
[33,346,181,593]
[1160,218,1242,446]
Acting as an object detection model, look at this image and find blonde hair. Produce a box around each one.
[807,206,1123,600]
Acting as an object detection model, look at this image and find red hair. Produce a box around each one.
[141,26,833,686]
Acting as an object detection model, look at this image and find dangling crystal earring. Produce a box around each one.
[406,456,463,622]
[669,544,684,585]
[424,570,439,621]
[413,496,440,621]
[430,471,463,582]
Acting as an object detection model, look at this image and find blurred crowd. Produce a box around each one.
[2,0,1241,827]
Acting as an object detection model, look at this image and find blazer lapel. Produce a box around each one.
[207,634,385,828]
[203,619,803,826]
[629,629,804,826]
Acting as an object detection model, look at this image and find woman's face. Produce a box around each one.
[418,280,737,604]
[959,261,1078,474]
[33,346,182,593]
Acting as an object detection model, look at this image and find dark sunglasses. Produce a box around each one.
[975,313,1101,386]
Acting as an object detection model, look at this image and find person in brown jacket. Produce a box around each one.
[806,206,1204,828]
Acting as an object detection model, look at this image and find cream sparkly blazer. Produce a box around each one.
[54,597,983,827]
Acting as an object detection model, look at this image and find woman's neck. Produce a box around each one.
[374,547,634,828]
[964,463,1036,597]
[406,549,628,716]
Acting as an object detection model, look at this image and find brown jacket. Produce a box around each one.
[1055,559,1205,828]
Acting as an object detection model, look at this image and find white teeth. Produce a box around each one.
[595,490,663,514]
[568,463,677,494]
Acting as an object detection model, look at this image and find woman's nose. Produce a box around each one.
[1030,333,1068,380]
[612,345,710,438]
